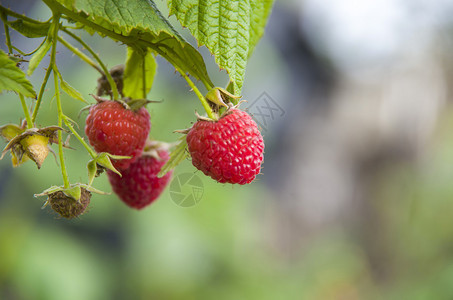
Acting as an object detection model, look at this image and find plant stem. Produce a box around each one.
[31,63,52,123]
[142,52,147,99]
[0,5,43,24]
[0,12,13,53]
[62,28,119,99]
[58,35,103,74]
[63,117,97,158]
[49,13,70,189]
[177,69,215,120]
[54,71,69,188]
[12,37,47,56]
[19,94,33,128]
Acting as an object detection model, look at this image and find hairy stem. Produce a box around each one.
[0,5,43,24]
[31,63,52,123]
[63,117,97,158]
[177,69,215,120]
[19,94,33,128]
[142,52,147,99]
[62,28,119,99]
[13,37,47,56]
[0,12,13,53]
[58,35,103,74]
[49,13,69,188]
[54,71,69,188]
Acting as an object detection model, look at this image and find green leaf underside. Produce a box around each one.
[60,78,89,104]
[0,50,36,98]
[158,137,188,177]
[168,0,274,95]
[249,1,273,57]
[51,65,88,103]
[8,19,51,38]
[64,185,82,201]
[27,37,52,76]
[50,0,214,89]
[123,47,157,99]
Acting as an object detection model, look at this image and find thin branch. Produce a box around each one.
[177,69,216,120]
[0,5,43,24]
[19,94,33,128]
[61,28,119,99]
[58,35,103,74]
[0,12,13,53]
[50,13,70,188]
[31,62,52,123]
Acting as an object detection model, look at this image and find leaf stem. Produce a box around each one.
[19,94,33,128]
[0,12,13,53]
[31,63,52,123]
[12,37,47,56]
[29,35,52,123]
[57,35,103,74]
[62,116,97,158]
[0,5,43,24]
[177,69,215,120]
[49,13,70,189]
[54,71,69,188]
[62,28,119,100]
[142,52,147,99]
[31,62,52,123]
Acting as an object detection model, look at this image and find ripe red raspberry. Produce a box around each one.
[186,108,264,184]
[107,149,173,209]
[85,100,150,170]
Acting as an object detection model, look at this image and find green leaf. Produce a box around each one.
[0,124,24,141]
[8,19,51,38]
[158,137,188,177]
[34,183,108,200]
[27,37,52,76]
[0,49,36,98]
[123,47,157,99]
[47,0,214,90]
[63,185,82,201]
[60,78,89,104]
[249,1,273,57]
[86,159,98,186]
[168,0,274,95]
[53,65,88,103]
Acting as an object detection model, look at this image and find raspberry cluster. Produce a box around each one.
[85,100,171,209]
[84,99,265,211]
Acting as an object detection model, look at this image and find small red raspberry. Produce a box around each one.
[186,108,264,184]
[85,100,150,170]
[107,149,173,209]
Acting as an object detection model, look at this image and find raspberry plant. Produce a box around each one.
[0,0,273,218]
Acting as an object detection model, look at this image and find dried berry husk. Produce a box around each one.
[0,126,61,168]
[19,134,50,168]
[96,65,124,98]
[47,188,91,219]
[35,184,107,219]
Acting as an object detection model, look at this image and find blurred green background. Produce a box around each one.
[2,0,453,299]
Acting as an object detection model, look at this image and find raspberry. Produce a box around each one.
[186,108,264,184]
[85,100,150,170]
[107,149,173,209]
